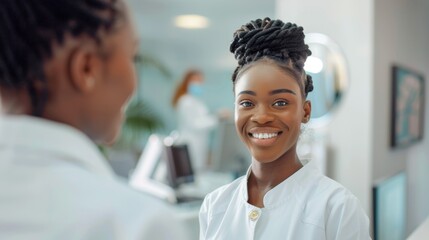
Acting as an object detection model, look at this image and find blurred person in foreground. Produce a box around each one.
[0,0,185,239]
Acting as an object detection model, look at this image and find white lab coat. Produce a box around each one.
[199,160,371,240]
[0,115,185,240]
[176,94,217,172]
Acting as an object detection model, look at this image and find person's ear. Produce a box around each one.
[67,44,102,93]
[302,100,312,123]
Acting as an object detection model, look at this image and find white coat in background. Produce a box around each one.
[176,94,218,172]
[0,115,186,240]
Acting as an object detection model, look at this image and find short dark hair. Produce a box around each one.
[0,0,124,116]
[230,17,314,98]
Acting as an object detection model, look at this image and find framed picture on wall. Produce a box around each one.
[391,65,425,148]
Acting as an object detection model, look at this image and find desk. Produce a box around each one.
[407,217,429,240]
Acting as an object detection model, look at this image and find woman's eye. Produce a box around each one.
[239,101,253,108]
[273,100,288,107]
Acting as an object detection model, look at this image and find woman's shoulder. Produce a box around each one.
[300,171,366,221]
[299,172,369,232]
[308,176,370,238]
[298,161,357,203]
[305,173,359,206]
[295,162,363,213]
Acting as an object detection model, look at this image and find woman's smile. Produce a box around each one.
[247,127,283,147]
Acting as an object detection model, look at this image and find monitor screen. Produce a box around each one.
[373,171,406,240]
[165,144,194,188]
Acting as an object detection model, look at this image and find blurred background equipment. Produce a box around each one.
[372,172,407,240]
[129,134,234,204]
[210,120,250,177]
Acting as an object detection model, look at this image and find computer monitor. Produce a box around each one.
[129,134,197,203]
[164,144,194,188]
[372,171,406,240]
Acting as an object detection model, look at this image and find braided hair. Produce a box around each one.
[230,17,314,98]
[0,0,123,116]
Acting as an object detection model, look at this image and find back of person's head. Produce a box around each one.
[0,0,139,145]
[230,17,313,99]
[172,69,202,107]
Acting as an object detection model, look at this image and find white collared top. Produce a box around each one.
[0,115,184,240]
[199,160,371,240]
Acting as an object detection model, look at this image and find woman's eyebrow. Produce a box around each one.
[237,90,256,96]
[269,89,296,95]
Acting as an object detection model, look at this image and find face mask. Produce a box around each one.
[188,82,203,97]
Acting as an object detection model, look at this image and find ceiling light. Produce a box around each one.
[304,56,324,74]
[174,14,209,29]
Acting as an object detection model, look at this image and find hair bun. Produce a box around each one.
[230,17,311,66]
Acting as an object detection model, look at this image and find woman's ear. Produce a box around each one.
[67,43,102,93]
[302,100,312,123]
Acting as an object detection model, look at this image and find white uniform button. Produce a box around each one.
[249,209,260,221]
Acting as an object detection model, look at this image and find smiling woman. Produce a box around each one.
[199,17,371,240]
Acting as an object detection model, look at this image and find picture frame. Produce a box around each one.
[391,65,425,148]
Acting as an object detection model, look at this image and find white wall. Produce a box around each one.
[276,0,374,213]
[373,0,429,234]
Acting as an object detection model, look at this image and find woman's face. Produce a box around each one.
[84,14,139,145]
[234,62,311,163]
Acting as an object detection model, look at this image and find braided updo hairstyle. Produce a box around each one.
[0,0,124,116]
[230,17,314,98]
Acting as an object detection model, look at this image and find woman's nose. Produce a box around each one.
[250,106,274,124]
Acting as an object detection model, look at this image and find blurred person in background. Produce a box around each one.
[0,0,185,239]
[172,69,219,173]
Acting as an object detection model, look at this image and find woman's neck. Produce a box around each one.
[0,88,31,115]
[247,150,303,208]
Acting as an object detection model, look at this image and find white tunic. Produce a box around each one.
[0,115,185,240]
[199,161,371,240]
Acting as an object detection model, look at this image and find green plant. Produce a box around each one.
[114,100,163,150]
[136,54,172,79]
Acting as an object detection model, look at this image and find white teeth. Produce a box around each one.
[252,133,278,139]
